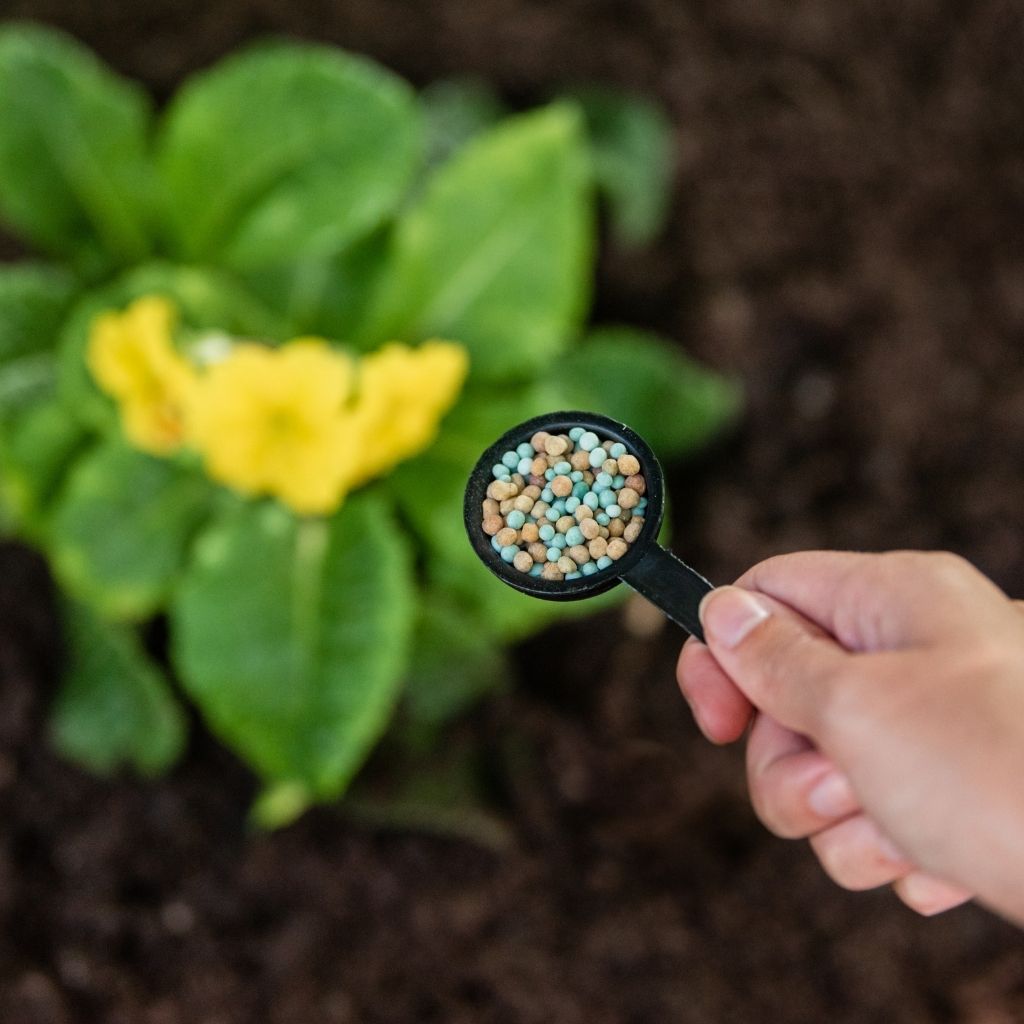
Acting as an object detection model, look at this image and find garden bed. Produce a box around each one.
[2,0,1024,1020]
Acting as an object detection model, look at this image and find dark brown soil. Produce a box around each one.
[3,0,1024,1020]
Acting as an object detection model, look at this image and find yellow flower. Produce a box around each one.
[186,340,355,516]
[344,341,469,489]
[87,295,196,455]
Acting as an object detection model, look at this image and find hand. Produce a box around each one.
[677,550,1024,925]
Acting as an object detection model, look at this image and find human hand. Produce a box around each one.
[677,551,1024,925]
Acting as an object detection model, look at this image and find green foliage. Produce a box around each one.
[573,87,676,246]
[0,399,87,539]
[0,26,740,823]
[564,327,741,458]
[418,78,677,247]
[172,496,414,823]
[50,441,212,621]
[0,24,153,275]
[360,105,593,380]
[52,601,186,776]
[0,263,75,420]
[157,42,420,271]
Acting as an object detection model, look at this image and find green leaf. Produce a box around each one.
[419,78,505,170]
[0,262,77,364]
[172,494,415,805]
[0,24,154,273]
[241,228,392,343]
[0,263,77,422]
[51,601,186,776]
[157,41,421,271]
[565,327,741,458]
[57,262,286,434]
[360,104,593,380]
[0,398,88,540]
[50,440,212,621]
[403,596,509,729]
[574,87,676,247]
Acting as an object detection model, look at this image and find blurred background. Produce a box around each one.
[1,0,1024,1021]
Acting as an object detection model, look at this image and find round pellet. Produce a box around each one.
[570,449,591,471]
[482,498,500,516]
[511,473,526,489]
[606,504,622,518]
[513,495,535,514]
[601,458,618,476]
[546,547,561,562]
[617,487,640,510]
[596,555,614,570]
[528,542,549,563]
[544,435,568,457]
[500,544,518,562]
[506,510,526,529]
[499,498,516,514]
[625,474,645,495]
[607,538,628,561]
[550,475,573,498]
[521,522,540,543]
[486,480,511,501]
[533,501,550,519]
[624,520,643,543]
[569,545,590,565]
[608,518,625,538]
[599,526,610,539]
[530,456,547,477]
[580,518,601,540]
[578,431,600,452]
[530,431,550,452]
[574,505,594,522]
[588,447,606,468]
[588,536,608,559]
[541,563,564,581]
[617,454,640,476]
[513,551,534,573]
[523,484,542,499]
[565,526,584,547]
[538,523,555,542]
[609,442,626,459]
[557,555,577,575]
[496,527,519,547]
[482,515,503,536]
[556,515,575,534]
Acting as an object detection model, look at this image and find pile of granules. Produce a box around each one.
[480,427,648,581]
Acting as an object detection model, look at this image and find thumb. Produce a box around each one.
[698,585,849,740]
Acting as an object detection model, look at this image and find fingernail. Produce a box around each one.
[699,587,771,649]
[807,771,859,819]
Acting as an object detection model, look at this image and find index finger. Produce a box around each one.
[734,550,1009,652]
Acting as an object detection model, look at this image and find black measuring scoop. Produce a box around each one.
[463,411,714,641]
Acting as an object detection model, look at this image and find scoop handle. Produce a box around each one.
[620,543,714,641]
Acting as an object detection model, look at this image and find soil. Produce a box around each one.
[2,0,1024,1020]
